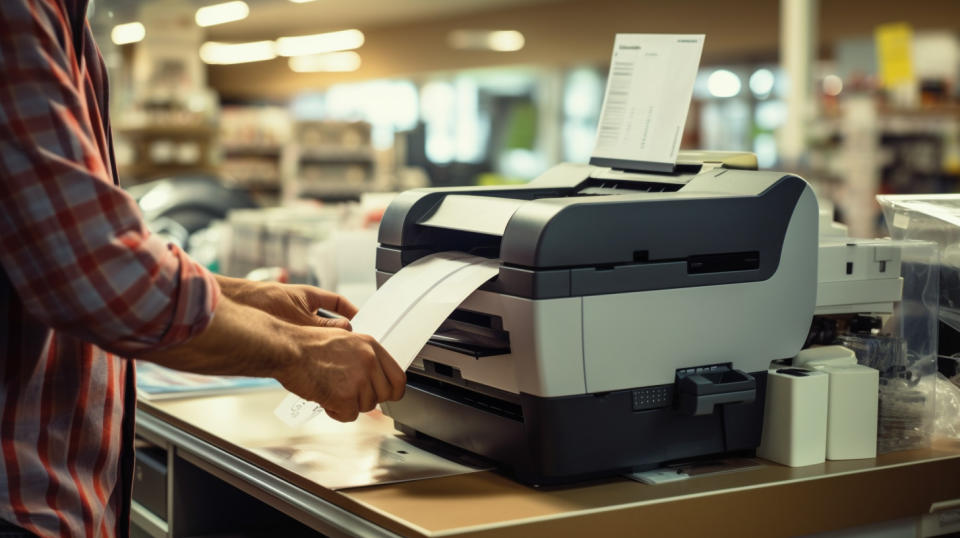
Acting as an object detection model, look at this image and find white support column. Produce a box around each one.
[778,0,818,169]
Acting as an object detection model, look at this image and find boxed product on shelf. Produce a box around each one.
[287,121,378,200]
[215,194,395,292]
[295,120,371,148]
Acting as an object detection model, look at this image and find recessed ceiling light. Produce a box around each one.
[289,51,362,72]
[195,1,250,27]
[707,69,742,98]
[275,29,365,57]
[199,41,276,65]
[448,30,525,52]
[111,22,145,45]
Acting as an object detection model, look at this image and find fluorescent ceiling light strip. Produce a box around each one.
[195,1,250,27]
[199,41,276,65]
[288,51,361,72]
[275,29,365,57]
[111,22,145,45]
[486,30,525,52]
[448,30,525,52]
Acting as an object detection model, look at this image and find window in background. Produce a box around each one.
[751,67,786,168]
[421,80,458,164]
[561,67,604,163]
[497,98,542,179]
[292,68,557,186]
[474,69,547,181]
[691,65,786,166]
[420,68,550,183]
[754,98,788,168]
[454,77,485,164]
[292,80,418,150]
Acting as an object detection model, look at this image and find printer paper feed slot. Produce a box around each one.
[573,177,683,196]
[428,310,511,358]
[406,372,523,422]
[428,329,510,358]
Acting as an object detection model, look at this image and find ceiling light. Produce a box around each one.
[111,22,145,45]
[289,51,362,72]
[749,68,775,97]
[823,74,844,96]
[275,29,365,57]
[448,30,525,52]
[199,41,276,65]
[487,31,525,52]
[707,69,742,98]
[195,1,249,27]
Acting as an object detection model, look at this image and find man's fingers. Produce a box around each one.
[317,317,352,330]
[333,295,359,319]
[367,357,394,404]
[326,404,359,423]
[301,286,359,319]
[357,382,377,413]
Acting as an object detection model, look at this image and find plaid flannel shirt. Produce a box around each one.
[0,1,220,535]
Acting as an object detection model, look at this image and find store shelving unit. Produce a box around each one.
[283,121,377,202]
[808,101,960,237]
[116,123,219,183]
[218,106,293,205]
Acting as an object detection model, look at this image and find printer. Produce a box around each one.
[378,152,819,483]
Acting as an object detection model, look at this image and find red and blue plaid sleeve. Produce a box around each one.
[0,0,220,357]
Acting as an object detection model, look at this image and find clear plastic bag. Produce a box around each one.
[836,235,939,453]
[934,373,960,441]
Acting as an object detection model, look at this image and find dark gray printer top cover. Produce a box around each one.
[375,173,808,299]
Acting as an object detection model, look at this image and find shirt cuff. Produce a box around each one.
[147,242,221,352]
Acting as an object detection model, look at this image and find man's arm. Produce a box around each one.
[0,0,217,354]
[0,1,404,421]
[138,296,405,422]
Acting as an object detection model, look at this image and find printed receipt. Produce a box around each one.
[274,252,500,426]
[590,34,705,171]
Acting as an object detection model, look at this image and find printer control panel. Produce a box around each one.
[631,386,672,411]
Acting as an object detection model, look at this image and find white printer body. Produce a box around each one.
[378,155,819,483]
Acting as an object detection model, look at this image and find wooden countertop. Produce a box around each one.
[139,389,960,537]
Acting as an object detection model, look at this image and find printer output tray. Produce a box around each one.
[382,371,768,485]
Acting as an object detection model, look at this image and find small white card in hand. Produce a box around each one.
[275,392,324,427]
[591,33,705,172]
[274,252,499,426]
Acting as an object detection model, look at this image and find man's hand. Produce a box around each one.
[138,297,405,423]
[217,275,358,330]
[277,328,406,422]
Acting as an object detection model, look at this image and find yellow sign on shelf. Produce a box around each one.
[875,22,914,88]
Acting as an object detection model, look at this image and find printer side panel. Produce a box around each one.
[581,182,819,392]
[499,295,588,397]
[413,289,589,397]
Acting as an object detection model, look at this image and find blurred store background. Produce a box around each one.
[84,0,960,303]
